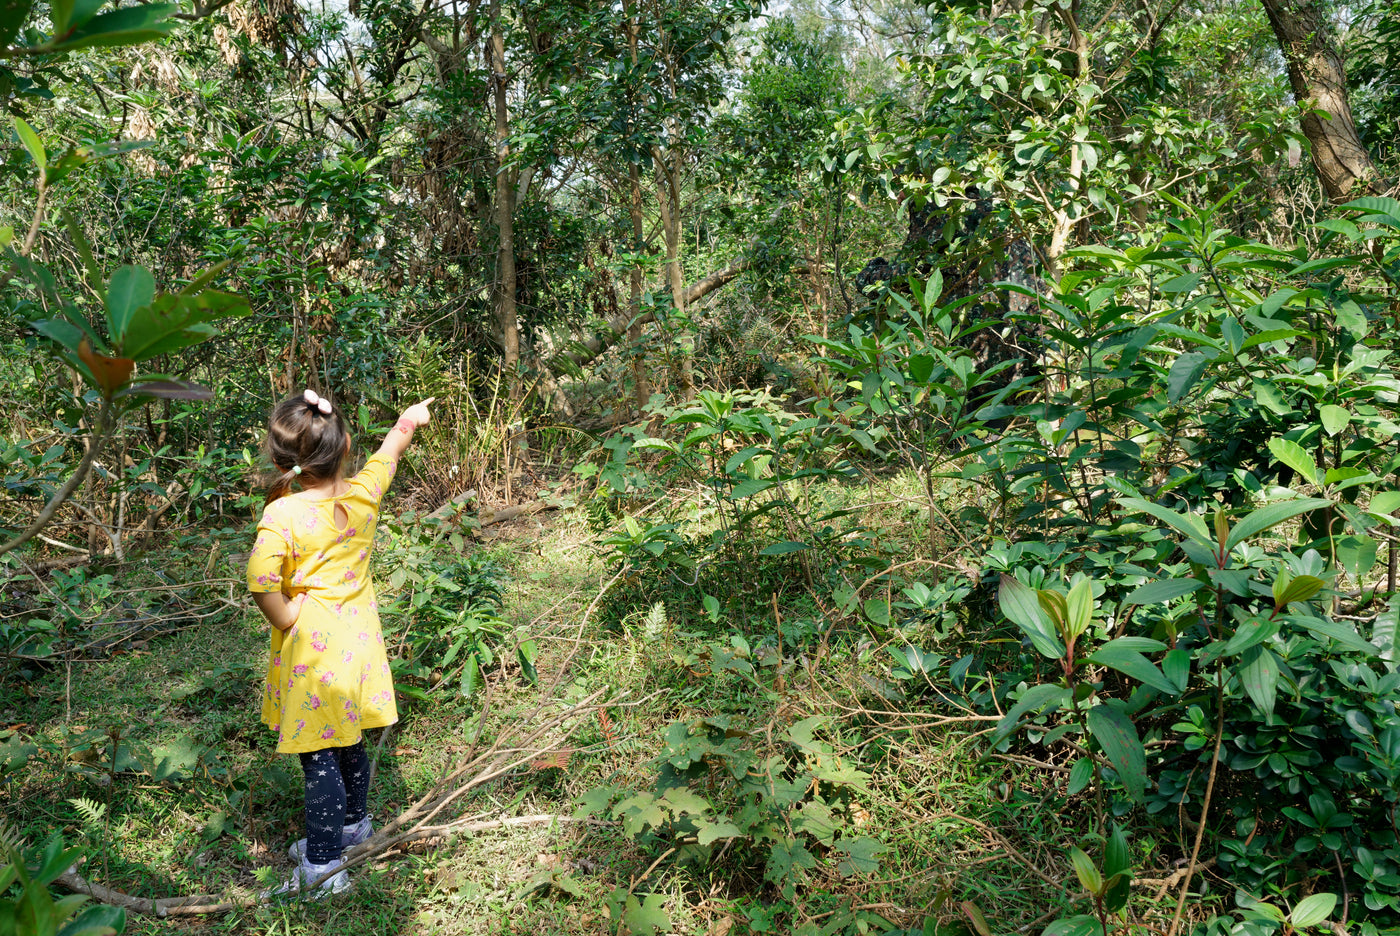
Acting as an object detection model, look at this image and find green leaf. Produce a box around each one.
[1319,404,1350,436]
[104,265,155,341]
[1290,893,1337,929]
[993,683,1068,743]
[1067,757,1093,794]
[1299,617,1376,653]
[694,818,743,846]
[1086,705,1146,802]
[50,3,178,52]
[765,839,817,887]
[1104,823,1131,878]
[834,835,885,876]
[1373,597,1398,667]
[1166,351,1209,402]
[0,0,33,52]
[15,117,45,171]
[1369,491,1400,517]
[1339,195,1400,224]
[53,902,124,936]
[1226,498,1331,550]
[622,892,673,935]
[728,478,772,499]
[1065,578,1093,640]
[759,540,808,556]
[1069,847,1103,896]
[1084,641,1179,695]
[1238,645,1279,717]
[1267,437,1319,486]
[1224,616,1280,656]
[907,354,936,385]
[1117,497,1212,547]
[1123,578,1204,605]
[998,574,1066,659]
[1273,574,1325,609]
[119,290,249,360]
[1162,649,1191,690]
[460,653,480,698]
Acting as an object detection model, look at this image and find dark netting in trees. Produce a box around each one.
[852,187,1045,410]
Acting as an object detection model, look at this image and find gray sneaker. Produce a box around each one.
[261,857,351,900]
[287,815,372,863]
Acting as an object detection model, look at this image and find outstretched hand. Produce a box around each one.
[401,398,434,429]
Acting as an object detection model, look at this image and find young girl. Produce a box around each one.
[246,389,433,897]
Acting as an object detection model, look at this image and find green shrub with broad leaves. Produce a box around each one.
[801,192,1400,929]
[576,714,884,935]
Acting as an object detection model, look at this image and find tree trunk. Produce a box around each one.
[489,0,520,397]
[625,0,650,414]
[654,149,691,401]
[1258,0,1381,201]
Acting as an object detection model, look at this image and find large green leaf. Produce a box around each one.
[1166,351,1209,402]
[1103,824,1132,912]
[50,3,178,52]
[1122,578,1204,605]
[1290,893,1337,929]
[1238,645,1279,717]
[104,265,154,341]
[1267,437,1319,486]
[0,0,32,53]
[622,892,673,935]
[998,574,1065,659]
[1084,641,1179,695]
[1224,616,1281,656]
[992,683,1068,743]
[1225,498,1331,550]
[1086,705,1146,802]
[1069,847,1102,896]
[1065,578,1094,640]
[119,290,250,360]
[1117,497,1212,547]
[1374,597,1398,669]
[15,117,45,171]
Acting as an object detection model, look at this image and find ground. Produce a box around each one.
[1,478,1186,935]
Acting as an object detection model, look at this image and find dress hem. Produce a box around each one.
[267,716,399,755]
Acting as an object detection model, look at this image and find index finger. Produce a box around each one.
[422,397,436,406]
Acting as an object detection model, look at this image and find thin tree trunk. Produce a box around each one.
[655,149,690,401]
[1258,0,1382,201]
[490,0,519,398]
[625,0,649,414]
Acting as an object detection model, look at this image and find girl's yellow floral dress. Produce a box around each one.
[246,455,399,754]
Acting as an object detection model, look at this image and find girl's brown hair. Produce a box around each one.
[263,393,351,504]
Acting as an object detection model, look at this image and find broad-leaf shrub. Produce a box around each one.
[577,714,883,930]
[817,197,1400,922]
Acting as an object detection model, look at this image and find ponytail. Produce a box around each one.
[261,390,351,506]
[265,467,300,506]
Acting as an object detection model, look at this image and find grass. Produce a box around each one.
[1,472,1164,936]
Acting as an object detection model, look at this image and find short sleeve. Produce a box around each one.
[247,511,289,593]
[349,453,397,504]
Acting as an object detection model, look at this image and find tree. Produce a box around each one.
[1259,0,1387,200]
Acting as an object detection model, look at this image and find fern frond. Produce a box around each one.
[67,796,107,828]
[0,818,24,855]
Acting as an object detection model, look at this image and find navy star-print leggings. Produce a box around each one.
[298,740,370,865]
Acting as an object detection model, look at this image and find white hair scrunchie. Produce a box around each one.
[302,388,332,415]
